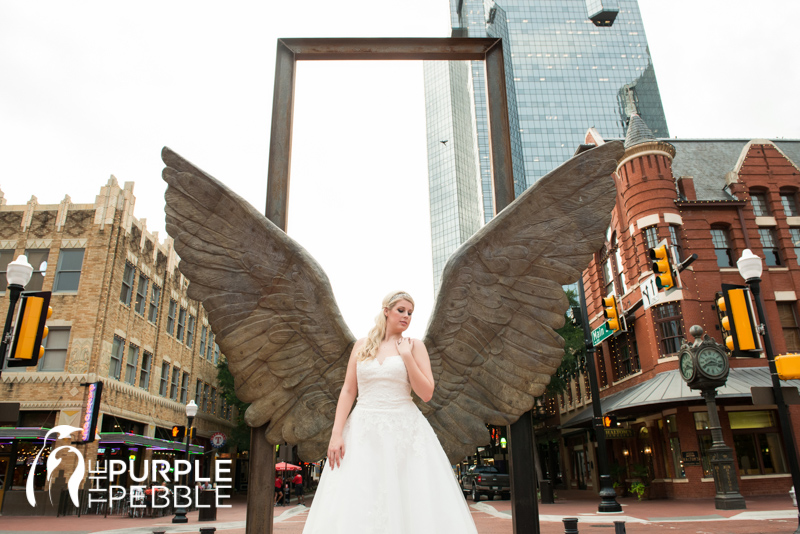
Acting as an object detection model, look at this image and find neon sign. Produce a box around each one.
[80,381,103,443]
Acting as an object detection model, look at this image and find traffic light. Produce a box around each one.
[6,291,52,368]
[603,296,621,332]
[649,244,675,291]
[172,425,186,440]
[602,414,617,428]
[775,354,800,380]
[716,284,759,357]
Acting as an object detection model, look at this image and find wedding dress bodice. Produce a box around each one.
[356,355,413,410]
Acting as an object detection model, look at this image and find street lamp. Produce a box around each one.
[737,249,800,533]
[173,399,199,524]
[0,256,34,374]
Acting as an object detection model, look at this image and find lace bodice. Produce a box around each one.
[355,355,413,410]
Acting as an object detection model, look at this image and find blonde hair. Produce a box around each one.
[357,291,415,362]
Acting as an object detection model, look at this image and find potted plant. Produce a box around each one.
[630,481,648,501]
[612,481,625,498]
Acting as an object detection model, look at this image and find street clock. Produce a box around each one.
[679,326,730,390]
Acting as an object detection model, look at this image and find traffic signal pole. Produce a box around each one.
[578,275,621,513]
[0,282,25,378]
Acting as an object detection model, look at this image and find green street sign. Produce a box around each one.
[592,322,613,346]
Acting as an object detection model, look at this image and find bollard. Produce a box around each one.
[614,521,626,534]
[563,517,579,534]
[199,528,216,534]
[153,531,166,534]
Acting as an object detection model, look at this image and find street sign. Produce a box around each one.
[592,322,613,346]
[641,273,661,310]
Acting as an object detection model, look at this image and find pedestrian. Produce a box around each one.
[283,476,290,505]
[274,474,283,506]
[293,471,304,505]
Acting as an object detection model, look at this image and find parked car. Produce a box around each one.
[460,465,510,502]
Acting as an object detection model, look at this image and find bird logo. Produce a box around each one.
[26,425,85,508]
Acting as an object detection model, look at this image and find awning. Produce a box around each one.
[0,428,203,454]
[560,367,800,429]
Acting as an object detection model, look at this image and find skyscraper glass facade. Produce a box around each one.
[425,0,669,291]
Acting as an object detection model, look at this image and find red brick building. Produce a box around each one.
[541,116,800,500]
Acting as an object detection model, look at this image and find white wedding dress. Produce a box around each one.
[302,354,478,534]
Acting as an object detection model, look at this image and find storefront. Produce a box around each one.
[0,427,202,515]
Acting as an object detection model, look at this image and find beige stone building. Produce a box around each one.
[0,178,236,515]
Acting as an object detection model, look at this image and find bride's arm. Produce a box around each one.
[398,338,435,402]
[327,338,362,469]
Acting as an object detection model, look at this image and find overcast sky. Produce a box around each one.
[1,0,798,339]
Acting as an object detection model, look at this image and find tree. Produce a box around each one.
[216,358,252,452]
[546,289,587,397]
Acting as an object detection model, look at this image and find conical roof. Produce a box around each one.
[624,113,657,149]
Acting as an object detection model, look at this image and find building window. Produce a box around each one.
[613,331,640,380]
[730,410,787,476]
[124,344,139,385]
[180,371,189,404]
[602,259,614,295]
[654,302,685,357]
[0,250,14,292]
[109,336,124,380]
[199,325,207,357]
[120,263,135,305]
[38,327,70,372]
[167,300,176,336]
[53,249,84,292]
[148,285,161,323]
[790,229,800,265]
[781,192,799,217]
[139,351,152,390]
[750,192,770,216]
[177,307,186,342]
[213,343,220,365]
[206,333,215,361]
[758,228,781,267]
[159,362,170,396]
[170,366,180,400]
[644,226,659,250]
[668,225,682,262]
[210,387,217,415]
[710,228,734,268]
[614,248,627,294]
[203,383,211,412]
[196,379,203,405]
[778,303,800,353]
[25,249,49,292]
[134,274,148,315]
[187,315,196,348]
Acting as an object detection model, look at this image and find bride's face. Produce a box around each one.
[385,299,414,333]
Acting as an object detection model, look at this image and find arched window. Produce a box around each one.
[749,189,770,217]
[710,225,734,267]
[780,188,799,217]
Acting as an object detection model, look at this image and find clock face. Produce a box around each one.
[697,347,727,377]
[679,351,694,380]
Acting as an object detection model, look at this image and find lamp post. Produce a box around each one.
[737,249,800,533]
[0,256,34,376]
[173,399,199,524]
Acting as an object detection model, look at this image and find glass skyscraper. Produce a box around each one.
[425,0,669,293]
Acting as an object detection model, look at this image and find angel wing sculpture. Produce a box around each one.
[162,140,623,463]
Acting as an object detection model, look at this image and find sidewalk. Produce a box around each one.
[0,492,797,534]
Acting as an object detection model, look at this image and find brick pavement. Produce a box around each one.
[1,492,798,534]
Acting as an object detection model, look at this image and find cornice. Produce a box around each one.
[617,141,676,171]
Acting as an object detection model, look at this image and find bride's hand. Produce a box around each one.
[327,433,345,470]
[397,337,413,359]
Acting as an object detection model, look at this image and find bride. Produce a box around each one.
[302,291,478,533]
